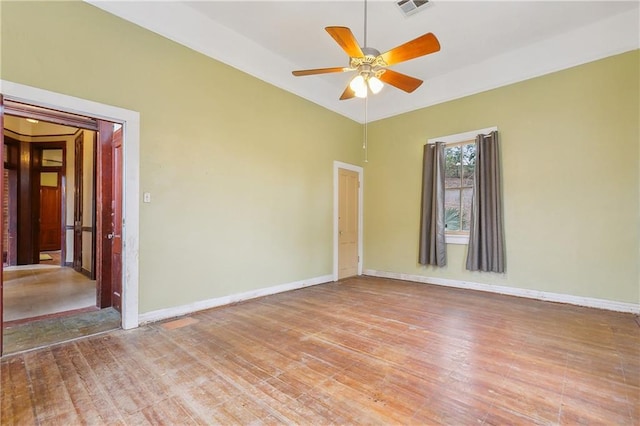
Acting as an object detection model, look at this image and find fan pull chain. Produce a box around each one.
[363,96,369,163]
[363,0,369,163]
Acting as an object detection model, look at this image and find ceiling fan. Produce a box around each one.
[291,7,441,100]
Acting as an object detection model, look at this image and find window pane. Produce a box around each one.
[462,143,476,187]
[444,188,461,231]
[444,146,462,188]
[42,149,63,167]
[461,187,473,231]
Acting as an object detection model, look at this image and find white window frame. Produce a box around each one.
[428,126,497,245]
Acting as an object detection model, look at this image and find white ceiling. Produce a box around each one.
[87,1,639,123]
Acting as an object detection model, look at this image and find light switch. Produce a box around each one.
[143,192,151,203]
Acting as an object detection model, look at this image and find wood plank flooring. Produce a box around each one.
[2,276,638,425]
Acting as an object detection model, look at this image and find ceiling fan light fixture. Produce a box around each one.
[355,86,368,98]
[350,75,368,98]
[368,76,384,94]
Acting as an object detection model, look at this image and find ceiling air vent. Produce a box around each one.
[396,0,429,17]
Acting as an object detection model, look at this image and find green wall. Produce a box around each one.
[364,50,639,304]
[1,1,363,313]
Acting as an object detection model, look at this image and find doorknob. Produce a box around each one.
[339,230,343,236]
[107,233,115,240]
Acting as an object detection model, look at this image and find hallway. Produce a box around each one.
[3,265,96,323]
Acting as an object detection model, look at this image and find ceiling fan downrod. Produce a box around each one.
[363,0,368,48]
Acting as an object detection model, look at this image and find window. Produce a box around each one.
[427,126,497,244]
[444,141,475,236]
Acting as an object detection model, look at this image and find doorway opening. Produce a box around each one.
[1,100,122,354]
[0,81,140,356]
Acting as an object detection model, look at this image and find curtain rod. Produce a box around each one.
[426,126,498,145]
[426,133,492,144]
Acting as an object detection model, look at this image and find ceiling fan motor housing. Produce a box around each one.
[361,47,381,58]
[350,47,386,78]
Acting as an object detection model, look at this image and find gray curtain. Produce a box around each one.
[419,142,446,266]
[466,131,505,272]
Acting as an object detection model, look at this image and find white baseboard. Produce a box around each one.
[138,274,333,324]
[363,269,640,314]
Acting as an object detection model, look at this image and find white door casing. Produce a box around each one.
[1,80,140,329]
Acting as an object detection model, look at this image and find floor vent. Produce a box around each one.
[396,0,429,17]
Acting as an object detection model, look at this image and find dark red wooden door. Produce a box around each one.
[97,121,113,308]
[96,120,122,312]
[1,94,4,354]
[39,181,62,251]
[111,127,123,312]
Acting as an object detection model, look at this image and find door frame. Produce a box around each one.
[1,80,140,330]
[73,131,84,273]
[333,161,363,281]
[3,137,18,266]
[32,141,67,261]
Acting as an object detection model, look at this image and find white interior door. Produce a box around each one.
[338,168,359,279]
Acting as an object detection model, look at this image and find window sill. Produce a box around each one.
[445,234,469,245]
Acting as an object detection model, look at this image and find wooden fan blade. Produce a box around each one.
[339,84,356,100]
[379,69,424,93]
[325,26,364,58]
[292,67,349,76]
[380,33,440,66]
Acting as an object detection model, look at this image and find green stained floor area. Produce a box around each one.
[2,308,121,355]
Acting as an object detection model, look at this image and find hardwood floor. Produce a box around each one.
[2,276,638,424]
